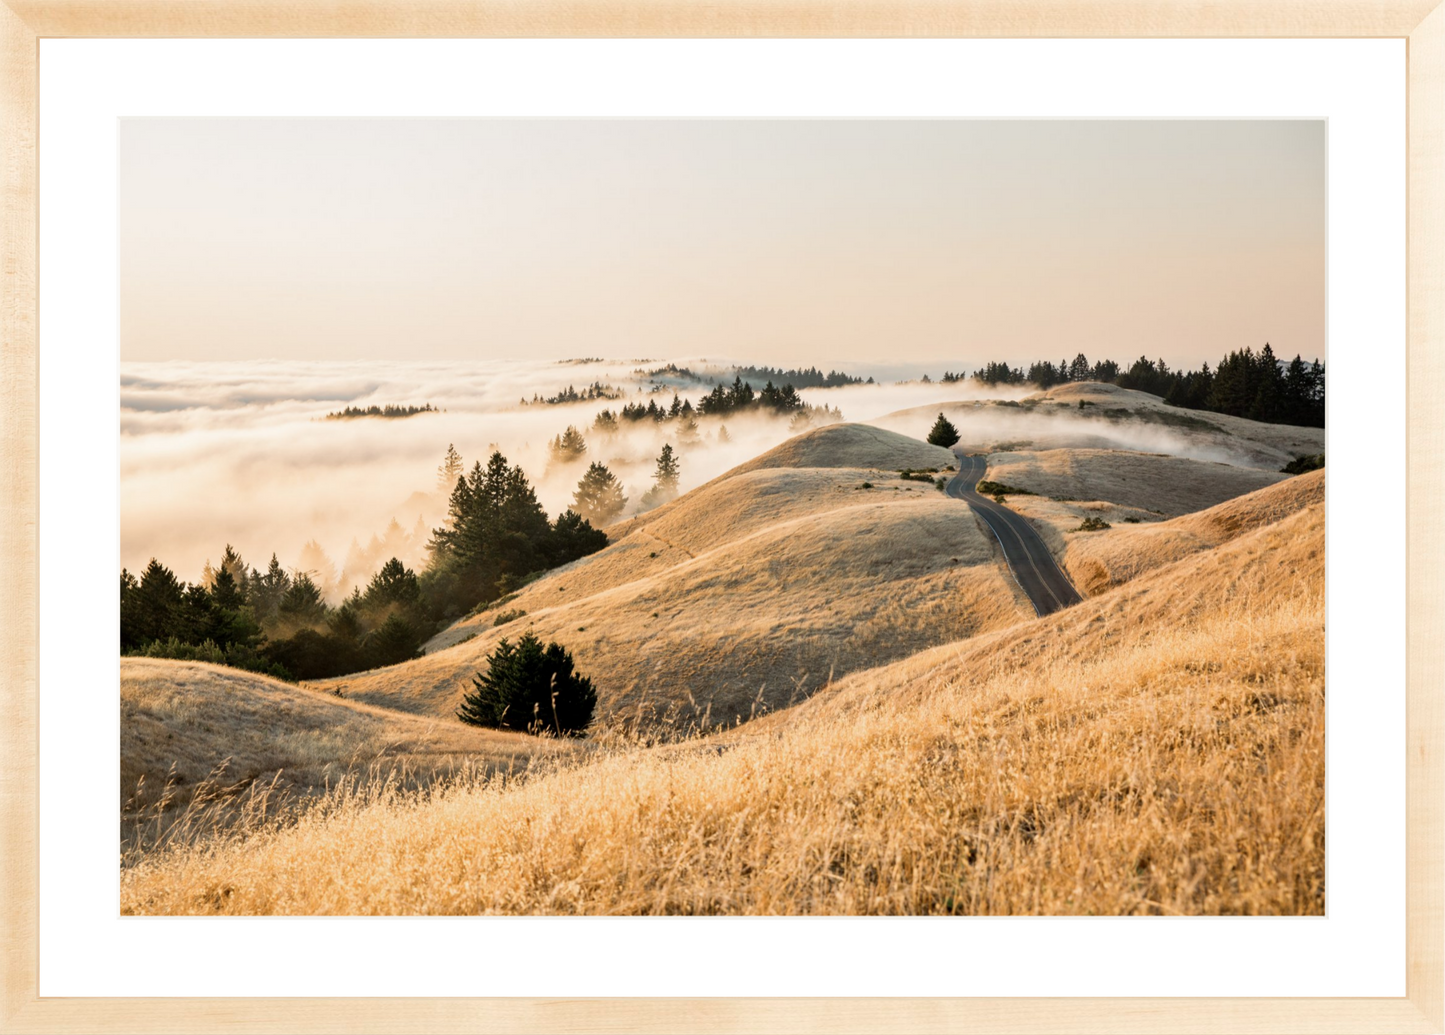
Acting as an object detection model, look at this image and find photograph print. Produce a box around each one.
[118,118,1326,915]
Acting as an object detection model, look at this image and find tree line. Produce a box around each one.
[965,345,1324,427]
[325,403,438,420]
[122,446,610,681]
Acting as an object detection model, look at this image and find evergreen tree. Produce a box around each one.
[364,557,421,610]
[251,554,292,621]
[548,510,609,565]
[1069,353,1091,381]
[926,413,961,448]
[571,462,627,524]
[717,424,731,444]
[365,612,425,668]
[641,444,681,508]
[120,569,141,650]
[593,409,619,435]
[277,572,327,625]
[548,425,588,464]
[456,632,596,736]
[437,444,463,492]
[132,558,185,644]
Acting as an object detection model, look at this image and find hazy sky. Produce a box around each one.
[119,119,1326,369]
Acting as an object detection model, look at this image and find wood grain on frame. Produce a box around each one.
[1,2,1441,1032]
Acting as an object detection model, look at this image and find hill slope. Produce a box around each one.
[122,658,574,815]
[332,492,1025,726]
[121,496,1324,916]
[870,382,1323,471]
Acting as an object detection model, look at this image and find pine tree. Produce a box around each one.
[593,409,619,435]
[277,572,327,624]
[133,558,185,644]
[364,557,421,609]
[571,462,627,524]
[926,413,961,448]
[548,425,588,464]
[437,444,463,492]
[717,424,731,444]
[1069,353,1091,382]
[641,444,681,508]
[456,632,596,735]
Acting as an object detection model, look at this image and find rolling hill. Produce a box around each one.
[868,381,1323,471]
[122,658,575,816]
[121,479,1324,916]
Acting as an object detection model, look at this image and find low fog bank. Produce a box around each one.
[122,359,1018,595]
[866,400,1265,468]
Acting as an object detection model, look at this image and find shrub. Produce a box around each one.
[457,632,596,736]
[976,480,1035,496]
[493,608,527,627]
[1282,453,1324,475]
[934,477,947,492]
[1072,516,1112,532]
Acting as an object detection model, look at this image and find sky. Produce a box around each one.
[119,119,1326,370]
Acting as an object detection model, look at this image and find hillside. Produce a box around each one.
[979,447,1287,516]
[1008,468,1326,595]
[122,658,574,816]
[329,490,1025,726]
[869,382,1323,471]
[121,493,1324,916]
[722,422,956,476]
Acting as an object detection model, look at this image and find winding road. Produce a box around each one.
[946,451,1084,617]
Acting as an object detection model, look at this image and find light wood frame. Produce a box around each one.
[1,4,1441,1032]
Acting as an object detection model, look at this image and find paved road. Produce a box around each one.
[945,452,1085,617]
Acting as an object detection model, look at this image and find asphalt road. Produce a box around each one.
[945,451,1085,617]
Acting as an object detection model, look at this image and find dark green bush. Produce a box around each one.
[976,480,1035,497]
[1072,516,1112,532]
[457,633,596,736]
[1281,453,1324,475]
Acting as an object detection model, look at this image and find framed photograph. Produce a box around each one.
[2,3,1441,1033]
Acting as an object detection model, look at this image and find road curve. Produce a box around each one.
[946,451,1084,617]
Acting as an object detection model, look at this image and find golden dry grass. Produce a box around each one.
[332,493,1026,726]
[120,503,1323,916]
[122,658,575,817]
[984,447,1286,516]
[724,421,957,476]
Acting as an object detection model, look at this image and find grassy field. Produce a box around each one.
[120,410,1326,915]
[120,497,1323,915]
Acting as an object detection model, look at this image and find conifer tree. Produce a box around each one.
[926,413,961,448]
[437,444,463,492]
[548,425,588,464]
[640,444,681,508]
[571,462,627,524]
[456,632,596,735]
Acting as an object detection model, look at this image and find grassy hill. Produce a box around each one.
[122,658,574,824]
[120,488,1324,916]
[329,476,1025,727]
[870,381,1323,471]
[1011,468,1325,595]
[979,447,1287,516]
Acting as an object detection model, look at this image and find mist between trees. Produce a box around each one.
[965,344,1324,428]
[119,425,731,685]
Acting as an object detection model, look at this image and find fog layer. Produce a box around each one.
[121,358,1017,594]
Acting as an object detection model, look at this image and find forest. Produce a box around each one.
[121,449,608,681]
[966,345,1325,427]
